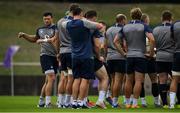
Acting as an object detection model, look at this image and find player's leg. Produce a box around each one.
[39,55,56,107]
[157,62,171,108]
[125,58,134,108]
[57,71,67,107]
[132,58,146,108]
[95,65,109,109]
[57,53,68,107]
[106,60,114,105]
[149,73,160,107]
[77,58,95,109]
[112,72,124,108]
[177,81,180,105]
[78,78,90,108]
[64,53,73,107]
[133,72,144,108]
[169,75,180,109]
[71,58,81,109]
[38,76,47,107]
[45,73,56,107]
[170,53,180,108]
[140,81,146,107]
[111,60,126,108]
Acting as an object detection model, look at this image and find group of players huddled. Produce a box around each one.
[18,3,180,109]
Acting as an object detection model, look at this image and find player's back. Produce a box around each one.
[57,16,73,53]
[106,24,125,60]
[122,20,147,58]
[66,19,93,59]
[153,23,175,62]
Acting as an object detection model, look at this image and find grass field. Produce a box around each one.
[0,96,180,112]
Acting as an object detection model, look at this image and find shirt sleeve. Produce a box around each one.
[82,18,97,30]
[144,24,152,33]
[171,24,174,39]
[93,30,102,38]
[62,21,68,29]
[118,27,125,40]
[35,28,40,39]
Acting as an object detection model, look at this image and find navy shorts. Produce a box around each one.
[59,53,72,71]
[107,60,126,74]
[40,55,59,75]
[172,53,180,72]
[146,58,156,73]
[156,61,172,74]
[126,57,147,74]
[94,58,103,72]
[72,58,95,80]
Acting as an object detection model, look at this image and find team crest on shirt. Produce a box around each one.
[39,29,43,34]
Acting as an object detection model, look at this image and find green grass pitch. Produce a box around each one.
[0,96,180,112]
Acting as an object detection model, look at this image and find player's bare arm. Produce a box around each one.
[146,32,155,58]
[93,37,101,60]
[113,34,126,57]
[18,32,38,43]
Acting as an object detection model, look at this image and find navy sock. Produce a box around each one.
[152,83,159,97]
[159,84,168,105]
[140,83,145,98]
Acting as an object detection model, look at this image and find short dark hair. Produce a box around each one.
[162,10,172,21]
[84,10,97,19]
[69,3,80,12]
[116,14,127,23]
[141,13,149,22]
[130,8,142,20]
[99,20,106,26]
[43,12,53,18]
[72,7,82,16]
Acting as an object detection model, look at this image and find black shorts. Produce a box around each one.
[146,58,156,73]
[156,61,172,74]
[72,58,95,80]
[40,55,59,74]
[172,52,180,72]
[94,58,103,72]
[126,57,147,74]
[107,60,126,74]
[59,53,72,71]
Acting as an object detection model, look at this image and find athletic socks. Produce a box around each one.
[77,100,83,106]
[106,89,112,98]
[126,98,130,105]
[140,83,145,98]
[58,94,65,105]
[132,98,138,106]
[141,97,147,105]
[154,96,160,105]
[98,90,106,102]
[38,96,45,105]
[112,97,118,105]
[170,92,176,106]
[152,83,159,97]
[123,95,126,104]
[64,94,71,106]
[159,84,168,105]
[45,96,51,105]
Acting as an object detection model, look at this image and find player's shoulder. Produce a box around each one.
[173,20,180,25]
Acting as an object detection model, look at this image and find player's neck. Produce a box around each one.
[73,15,81,20]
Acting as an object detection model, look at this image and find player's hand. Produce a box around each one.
[99,56,105,62]
[18,32,25,38]
[36,39,44,44]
